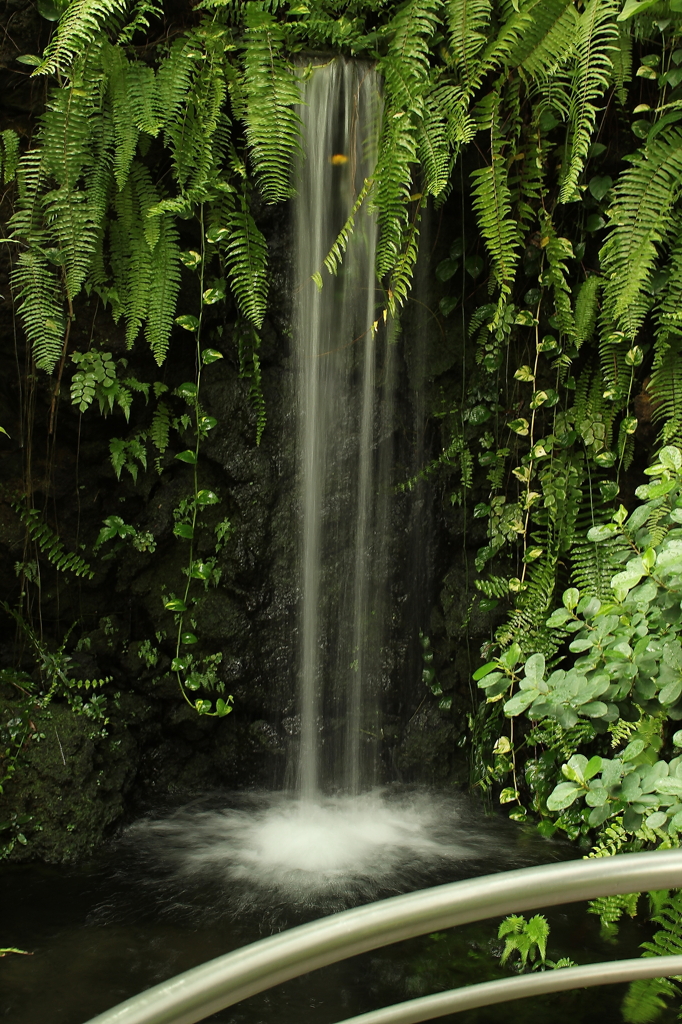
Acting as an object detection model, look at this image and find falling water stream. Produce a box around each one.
[294,58,387,800]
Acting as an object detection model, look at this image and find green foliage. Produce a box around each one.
[498,913,549,969]
[15,505,93,579]
[559,0,619,203]
[242,5,302,203]
[601,128,682,340]
[487,447,682,839]
[622,889,682,1023]
[0,130,20,185]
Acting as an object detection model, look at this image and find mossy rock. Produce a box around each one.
[0,701,137,863]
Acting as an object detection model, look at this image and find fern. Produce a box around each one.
[242,6,302,203]
[475,575,510,598]
[649,335,682,447]
[540,212,575,341]
[12,248,65,374]
[445,0,492,91]
[145,214,182,364]
[496,547,559,655]
[587,816,630,857]
[574,274,602,349]
[559,0,619,204]
[375,0,442,279]
[417,85,450,198]
[34,0,131,77]
[223,202,268,329]
[600,128,682,340]
[0,129,20,184]
[16,506,94,579]
[323,177,375,278]
[470,88,521,294]
[622,889,682,1024]
[508,0,577,81]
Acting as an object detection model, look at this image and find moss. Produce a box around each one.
[0,699,138,863]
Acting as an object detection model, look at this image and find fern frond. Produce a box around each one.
[540,211,575,341]
[375,0,442,279]
[417,102,450,197]
[508,0,577,81]
[222,203,268,329]
[242,6,302,203]
[389,205,422,314]
[12,249,65,373]
[323,177,374,278]
[17,506,94,579]
[600,129,682,339]
[649,336,682,447]
[145,214,181,364]
[559,0,619,204]
[0,129,20,184]
[574,274,602,349]
[35,0,130,77]
[470,89,520,293]
[445,0,492,91]
[611,23,633,105]
[622,888,682,1024]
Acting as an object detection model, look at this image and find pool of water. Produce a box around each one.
[0,789,675,1024]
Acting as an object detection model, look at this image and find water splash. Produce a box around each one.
[118,790,552,923]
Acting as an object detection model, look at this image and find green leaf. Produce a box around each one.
[202,287,225,305]
[588,175,613,201]
[201,348,224,365]
[547,783,581,811]
[181,632,198,644]
[196,489,219,506]
[175,315,200,332]
[439,296,459,317]
[190,562,211,580]
[499,788,519,804]
[581,701,609,718]
[508,418,529,436]
[660,446,682,471]
[175,450,197,465]
[16,54,42,66]
[173,523,194,539]
[216,698,232,717]
[524,653,545,685]
[175,382,198,400]
[563,588,580,610]
[436,258,459,281]
[584,756,603,780]
[165,599,188,612]
[500,643,522,669]
[473,661,499,681]
[504,690,537,716]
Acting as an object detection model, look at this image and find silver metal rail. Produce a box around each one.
[333,956,682,1024]
[84,849,682,1024]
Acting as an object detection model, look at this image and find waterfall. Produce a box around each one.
[293,59,391,799]
[122,63,482,904]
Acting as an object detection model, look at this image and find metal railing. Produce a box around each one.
[84,849,682,1024]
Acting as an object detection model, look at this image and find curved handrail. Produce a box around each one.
[83,849,682,1024]
[332,956,682,1024]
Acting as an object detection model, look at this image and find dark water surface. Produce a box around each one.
[0,791,675,1024]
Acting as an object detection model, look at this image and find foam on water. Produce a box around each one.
[116,789,548,922]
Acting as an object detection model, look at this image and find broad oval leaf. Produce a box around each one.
[546,782,581,811]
